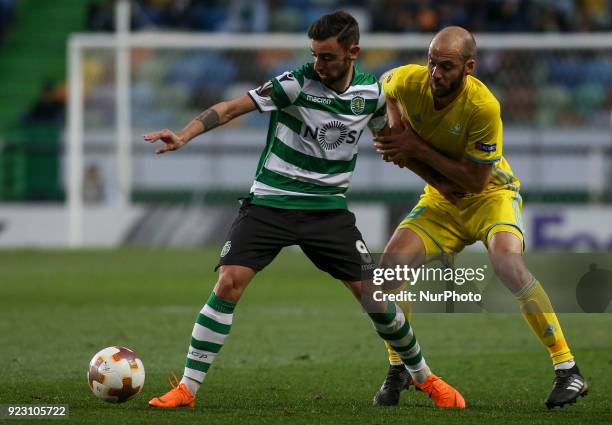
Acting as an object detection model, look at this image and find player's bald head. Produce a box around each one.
[429,26,476,62]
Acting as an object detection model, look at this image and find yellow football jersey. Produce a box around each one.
[382,64,519,196]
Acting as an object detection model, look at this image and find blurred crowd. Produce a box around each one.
[86,0,612,33]
[73,45,611,132]
[12,0,612,131]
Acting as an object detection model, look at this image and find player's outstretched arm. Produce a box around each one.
[144,94,257,154]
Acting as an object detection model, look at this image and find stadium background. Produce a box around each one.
[0,1,610,424]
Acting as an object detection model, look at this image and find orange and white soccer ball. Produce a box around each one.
[87,346,145,403]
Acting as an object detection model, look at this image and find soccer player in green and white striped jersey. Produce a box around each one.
[245,59,383,210]
[144,11,464,409]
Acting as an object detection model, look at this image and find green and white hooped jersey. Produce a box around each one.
[247,63,386,210]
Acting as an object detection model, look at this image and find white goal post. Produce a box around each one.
[66,2,612,247]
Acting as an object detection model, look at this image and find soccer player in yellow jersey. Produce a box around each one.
[372,26,587,409]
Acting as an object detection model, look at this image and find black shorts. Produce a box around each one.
[216,198,373,281]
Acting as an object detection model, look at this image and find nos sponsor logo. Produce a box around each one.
[303,122,364,150]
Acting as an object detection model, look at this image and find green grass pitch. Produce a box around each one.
[1,249,610,424]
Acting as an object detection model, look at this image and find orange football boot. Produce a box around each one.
[148,373,196,408]
[414,374,466,408]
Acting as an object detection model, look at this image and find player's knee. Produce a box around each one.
[214,268,250,302]
[383,229,425,267]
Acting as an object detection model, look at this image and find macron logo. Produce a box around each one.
[306,94,333,105]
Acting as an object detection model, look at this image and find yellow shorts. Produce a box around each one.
[398,190,524,255]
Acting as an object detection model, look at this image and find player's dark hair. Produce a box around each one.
[307,11,359,49]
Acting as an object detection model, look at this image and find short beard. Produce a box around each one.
[322,58,352,86]
[432,71,466,98]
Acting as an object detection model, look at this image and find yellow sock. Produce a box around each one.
[385,341,403,365]
[515,277,574,365]
[385,284,413,365]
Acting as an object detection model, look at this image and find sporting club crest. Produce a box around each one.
[350,95,365,115]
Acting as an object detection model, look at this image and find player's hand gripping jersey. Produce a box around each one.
[247,63,386,210]
[382,64,520,198]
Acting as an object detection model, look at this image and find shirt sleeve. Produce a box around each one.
[464,101,503,164]
[247,70,302,112]
[367,81,388,133]
[380,67,400,100]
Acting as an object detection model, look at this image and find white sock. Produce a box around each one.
[554,359,575,371]
[406,358,432,384]
[181,292,235,396]
[180,376,201,395]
